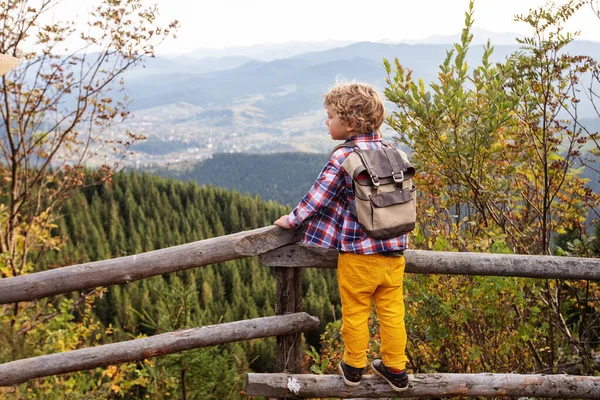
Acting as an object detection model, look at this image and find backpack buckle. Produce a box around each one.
[371,175,380,188]
[393,171,404,183]
[367,167,380,187]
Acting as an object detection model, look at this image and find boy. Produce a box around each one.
[274,82,409,392]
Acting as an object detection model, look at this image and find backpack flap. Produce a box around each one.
[353,166,415,186]
[358,149,414,183]
[352,152,414,186]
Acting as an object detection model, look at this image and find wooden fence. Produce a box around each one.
[2,226,600,398]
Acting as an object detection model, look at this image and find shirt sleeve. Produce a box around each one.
[286,153,345,229]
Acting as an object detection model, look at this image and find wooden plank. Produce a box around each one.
[261,245,338,268]
[0,226,299,304]
[0,313,319,387]
[405,250,600,280]
[260,246,600,280]
[275,267,303,373]
[246,372,600,398]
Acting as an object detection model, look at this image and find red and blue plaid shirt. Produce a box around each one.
[286,133,409,254]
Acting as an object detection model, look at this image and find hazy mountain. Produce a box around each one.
[127,43,508,110]
[110,37,600,167]
[126,55,256,80]
[126,38,600,111]
[125,30,600,81]
[184,40,356,61]
[405,27,522,45]
[291,41,514,66]
[126,58,311,110]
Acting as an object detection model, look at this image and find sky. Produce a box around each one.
[46,0,600,54]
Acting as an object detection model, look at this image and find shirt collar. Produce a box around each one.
[346,132,382,143]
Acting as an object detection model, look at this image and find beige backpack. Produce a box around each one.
[336,141,416,239]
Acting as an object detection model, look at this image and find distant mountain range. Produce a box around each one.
[108,30,600,168]
[159,28,524,61]
[403,27,522,45]
[181,40,357,61]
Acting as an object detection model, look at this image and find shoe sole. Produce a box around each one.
[370,362,409,392]
[338,363,361,387]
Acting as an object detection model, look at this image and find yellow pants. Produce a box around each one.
[337,252,408,370]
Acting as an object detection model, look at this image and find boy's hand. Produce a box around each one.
[274,215,292,229]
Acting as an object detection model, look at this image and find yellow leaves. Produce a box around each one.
[418,78,426,95]
[103,365,118,378]
[0,260,13,278]
[101,365,122,393]
[404,274,544,372]
[64,376,77,391]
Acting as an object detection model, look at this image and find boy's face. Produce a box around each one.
[325,105,354,141]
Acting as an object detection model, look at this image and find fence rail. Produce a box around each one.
[246,373,600,398]
[3,227,600,305]
[0,226,298,304]
[0,313,319,386]
[261,244,600,279]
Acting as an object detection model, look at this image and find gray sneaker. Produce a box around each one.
[371,359,409,392]
[338,360,364,386]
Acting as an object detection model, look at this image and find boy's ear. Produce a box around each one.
[345,117,356,131]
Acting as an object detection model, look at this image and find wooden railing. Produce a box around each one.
[2,226,600,398]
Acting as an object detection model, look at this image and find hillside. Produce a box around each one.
[38,171,341,398]
[148,152,330,206]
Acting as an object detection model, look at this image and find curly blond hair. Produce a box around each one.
[323,82,386,134]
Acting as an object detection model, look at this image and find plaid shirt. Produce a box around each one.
[286,133,409,254]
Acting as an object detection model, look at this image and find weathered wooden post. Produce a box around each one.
[275,266,303,373]
[263,244,339,378]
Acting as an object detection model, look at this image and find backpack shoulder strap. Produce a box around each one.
[329,140,356,158]
[381,141,415,181]
[383,147,406,183]
[353,146,381,187]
